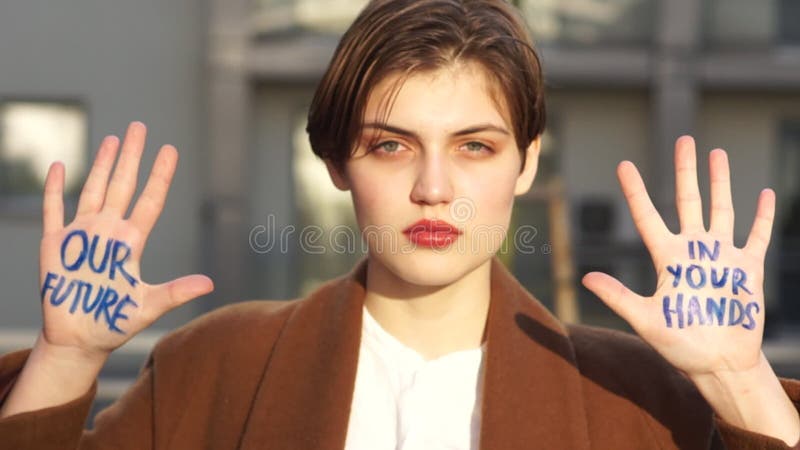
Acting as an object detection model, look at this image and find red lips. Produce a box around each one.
[403,219,462,248]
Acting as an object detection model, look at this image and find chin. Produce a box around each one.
[371,250,488,287]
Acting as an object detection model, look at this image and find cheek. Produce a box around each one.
[462,170,517,224]
[348,170,399,226]
[455,172,517,256]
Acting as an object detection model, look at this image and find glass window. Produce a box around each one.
[508,121,561,319]
[778,0,800,45]
[519,0,655,46]
[253,0,655,44]
[292,112,364,297]
[704,0,800,47]
[0,101,87,198]
[777,122,800,203]
[776,121,800,323]
[252,0,368,34]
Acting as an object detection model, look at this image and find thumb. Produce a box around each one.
[147,274,214,317]
[581,271,646,325]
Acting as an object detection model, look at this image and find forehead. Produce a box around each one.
[363,62,512,130]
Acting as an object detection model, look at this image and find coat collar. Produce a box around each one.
[241,255,591,450]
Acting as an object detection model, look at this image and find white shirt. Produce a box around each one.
[344,305,487,450]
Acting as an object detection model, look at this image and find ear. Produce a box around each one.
[514,136,541,196]
[324,158,351,191]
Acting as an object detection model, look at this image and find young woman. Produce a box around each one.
[1,0,799,448]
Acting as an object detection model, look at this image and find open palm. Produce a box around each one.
[582,136,775,377]
[39,122,214,358]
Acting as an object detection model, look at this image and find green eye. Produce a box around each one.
[464,142,490,153]
[381,141,399,152]
[369,141,400,154]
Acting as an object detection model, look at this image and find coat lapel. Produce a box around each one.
[478,257,591,449]
[239,257,367,450]
[240,255,591,450]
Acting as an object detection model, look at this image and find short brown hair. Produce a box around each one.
[306,0,546,174]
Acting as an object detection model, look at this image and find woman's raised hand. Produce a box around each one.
[582,136,772,376]
[38,121,214,360]
[0,121,214,418]
[582,136,800,444]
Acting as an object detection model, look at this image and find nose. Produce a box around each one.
[409,151,454,206]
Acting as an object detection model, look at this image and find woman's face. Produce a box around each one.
[326,61,540,286]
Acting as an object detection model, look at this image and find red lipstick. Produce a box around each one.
[402,218,463,249]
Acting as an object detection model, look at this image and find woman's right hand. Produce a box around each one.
[38,121,214,362]
[0,121,213,418]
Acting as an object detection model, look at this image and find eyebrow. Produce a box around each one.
[361,122,511,142]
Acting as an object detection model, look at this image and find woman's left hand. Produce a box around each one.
[582,135,772,376]
[582,136,800,445]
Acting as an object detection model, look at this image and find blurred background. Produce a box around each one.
[0,0,799,423]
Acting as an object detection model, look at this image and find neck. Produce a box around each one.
[363,256,492,361]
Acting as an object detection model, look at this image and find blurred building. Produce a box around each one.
[0,0,799,423]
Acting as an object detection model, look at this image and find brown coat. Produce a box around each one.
[1,256,799,449]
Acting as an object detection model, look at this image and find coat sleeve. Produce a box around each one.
[0,347,156,450]
[713,378,800,450]
[0,299,295,450]
[568,324,800,450]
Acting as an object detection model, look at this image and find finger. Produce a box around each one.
[674,136,705,233]
[104,122,147,217]
[43,162,65,235]
[76,136,120,218]
[145,275,214,320]
[744,188,776,260]
[582,272,647,325]
[617,160,671,251]
[129,145,178,238]
[708,149,734,240]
